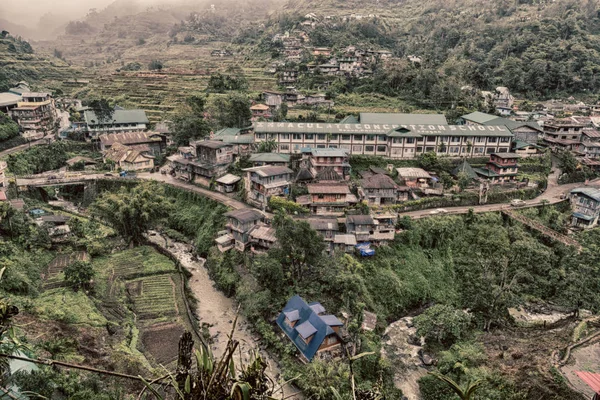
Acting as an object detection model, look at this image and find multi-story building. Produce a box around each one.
[345,214,374,243]
[253,121,513,159]
[103,143,154,172]
[370,213,397,244]
[83,109,149,138]
[250,104,272,120]
[308,148,351,181]
[190,140,234,180]
[216,209,265,252]
[243,166,293,209]
[11,92,57,138]
[543,119,585,151]
[474,153,520,183]
[569,188,600,229]
[460,111,543,143]
[358,174,407,206]
[297,183,358,216]
[307,217,339,251]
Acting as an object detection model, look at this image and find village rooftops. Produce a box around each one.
[253,122,513,137]
[249,225,277,242]
[84,109,149,126]
[307,218,339,231]
[225,209,264,224]
[215,174,241,185]
[396,167,432,179]
[99,131,163,146]
[461,111,542,132]
[346,214,375,225]
[333,234,357,246]
[250,104,271,111]
[213,127,254,144]
[571,187,600,202]
[193,140,232,150]
[307,183,351,194]
[360,174,398,189]
[243,166,293,177]
[359,112,448,126]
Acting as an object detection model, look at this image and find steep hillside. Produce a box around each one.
[0,33,79,92]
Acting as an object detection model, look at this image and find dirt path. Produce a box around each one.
[147,233,302,399]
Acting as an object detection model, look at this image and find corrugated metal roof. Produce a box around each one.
[334,234,357,245]
[309,303,326,314]
[571,187,600,202]
[307,183,350,194]
[310,148,348,157]
[249,225,277,242]
[360,174,398,190]
[320,315,344,326]
[396,167,431,179]
[225,209,264,223]
[249,153,291,163]
[492,152,521,159]
[461,111,499,124]
[296,321,318,339]
[244,166,293,177]
[576,371,600,394]
[347,215,375,225]
[215,174,241,185]
[100,131,162,146]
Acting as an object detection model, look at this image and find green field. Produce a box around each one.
[127,274,179,320]
[93,246,176,281]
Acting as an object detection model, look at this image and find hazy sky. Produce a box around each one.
[1,0,116,26]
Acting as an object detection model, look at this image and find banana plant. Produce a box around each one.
[428,371,482,400]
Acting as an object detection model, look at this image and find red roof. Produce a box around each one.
[0,191,7,201]
[576,371,600,394]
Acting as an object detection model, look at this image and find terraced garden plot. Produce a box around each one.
[140,322,185,365]
[43,251,90,290]
[126,274,179,320]
[93,246,176,280]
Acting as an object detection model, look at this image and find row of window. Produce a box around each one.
[257,133,511,144]
[279,143,508,155]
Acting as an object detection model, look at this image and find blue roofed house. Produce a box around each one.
[277,295,345,363]
[569,188,600,229]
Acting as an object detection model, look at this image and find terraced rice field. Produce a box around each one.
[126,274,180,320]
[94,246,176,280]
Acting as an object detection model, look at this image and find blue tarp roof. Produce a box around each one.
[276,295,343,361]
[573,212,596,221]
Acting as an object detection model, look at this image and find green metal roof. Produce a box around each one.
[452,160,478,179]
[461,112,542,132]
[359,113,448,125]
[214,127,254,144]
[513,140,541,150]
[473,167,499,178]
[339,115,359,124]
[84,109,149,126]
[461,111,499,124]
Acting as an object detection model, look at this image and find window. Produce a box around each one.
[497,147,508,153]
[440,136,449,142]
[425,146,435,152]
[293,133,302,140]
[417,138,424,143]
[488,137,497,143]
[393,138,403,144]
[340,144,350,150]
[392,148,402,154]
[342,135,351,141]
[317,134,326,140]
[257,133,265,139]
[416,146,423,152]
[366,135,375,141]
[330,134,338,140]
[426,136,436,143]
[476,137,485,143]
[318,194,324,199]
[365,145,374,152]
[474,147,484,154]
[451,136,461,143]
[280,133,289,140]
[316,144,326,148]
[353,145,362,152]
[500,137,510,143]
[377,145,387,152]
[378,135,387,142]
[305,134,314,140]
[406,138,415,144]
[280,144,289,151]
[486,148,496,154]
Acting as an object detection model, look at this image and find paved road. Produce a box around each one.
[0,137,53,158]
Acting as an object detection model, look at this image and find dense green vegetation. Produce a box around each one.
[5,141,95,175]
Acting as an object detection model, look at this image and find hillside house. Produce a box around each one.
[333,234,357,253]
[0,82,30,114]
[308,148,351,181]
[249,225,277,254]
[371,213,397,244]
[263,91,284,109]
[569,188,600,229]
[280,70,299,85]
[243,166,293,209]
[297,183,358,216]
[312,47,333,56]
[99,131,166,155]
[216,209,265,252]
[543,119,585,151]
[215,174,241,194]
[277,295,345,363]
[83,109,149,138]
[11,92,57,138]
[513,140,542,158]
[104,143,154,172]
[475,153,520,183]
[396,168,432,188]
[359,174,407,206]
[307,217,339,252]
[250,104,272,120]
[213,127,254,156]
[248,153,291,167]
[317,64,339,75]
[190,140,235,180]
[345,214,375,243]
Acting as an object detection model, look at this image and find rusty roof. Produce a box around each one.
[307,183,350,194]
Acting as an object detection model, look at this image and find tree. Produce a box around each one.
[414,304,472,346]
[274,103,288,122]
[257,139,277,153]
[418,152,440,171]
[148,60,163,70]
[558,151,578,176]
[90,182,173,246]
[457,172,471,191]
[207,93,252,128]
[439,171,454,190]
[428,372,482,400]
[87,99,114,124]
[170,96,211,145]
[64,261,95,292]
[271,212,326,282]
